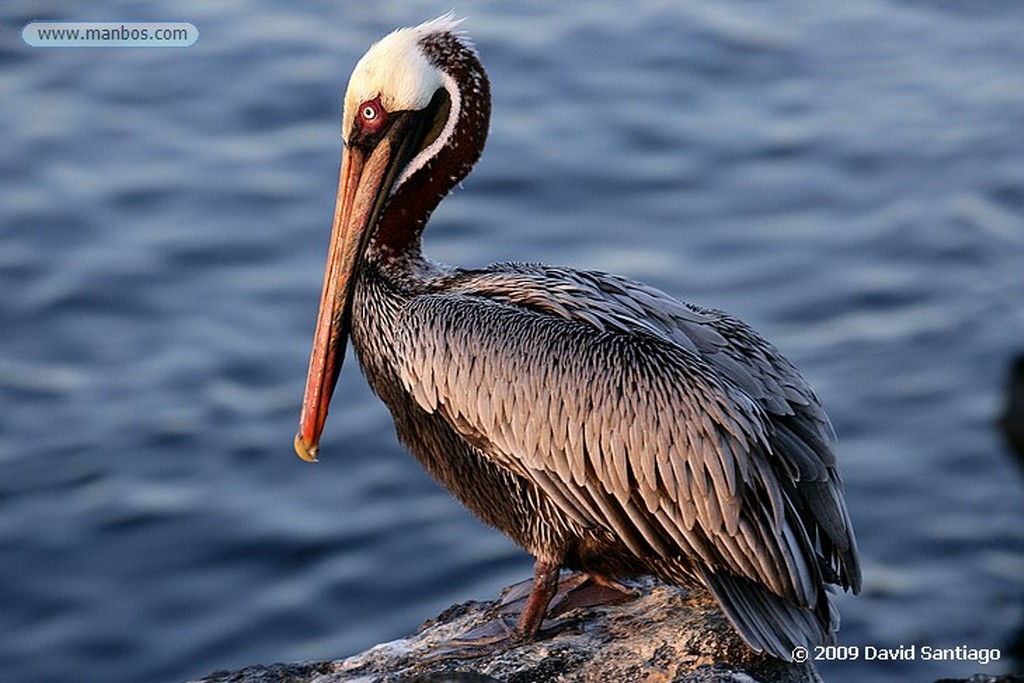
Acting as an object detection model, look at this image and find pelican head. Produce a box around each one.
[295,16,489,462]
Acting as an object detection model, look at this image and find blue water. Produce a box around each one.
[2,2,1023,682]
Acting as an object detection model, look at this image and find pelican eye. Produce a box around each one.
[358,97,385,130]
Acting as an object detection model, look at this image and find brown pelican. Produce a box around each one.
[294,15,861,661]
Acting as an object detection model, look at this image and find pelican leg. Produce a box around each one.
[424,558,638,663]
[422,559,567,661]
[514,558,561,639]
[497,568,637,621]
[548,573,636,617]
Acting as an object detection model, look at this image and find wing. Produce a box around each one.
[441,263,833,428]
[392,273,859,612]
[434,264,860,590]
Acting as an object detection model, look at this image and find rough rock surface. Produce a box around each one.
[190,577,821,683]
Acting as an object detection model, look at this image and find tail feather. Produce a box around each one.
[702,569,836,661]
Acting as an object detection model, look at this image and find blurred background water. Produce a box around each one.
[2,1,1023,681]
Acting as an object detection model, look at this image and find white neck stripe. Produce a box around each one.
[392,69,460,195]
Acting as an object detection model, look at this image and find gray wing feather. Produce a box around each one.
[400,265,860,607]
[392,279,858,611]
[443,264,831,427]
[445,265,850,538]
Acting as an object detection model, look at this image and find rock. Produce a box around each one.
[195,661,337,682]
[189,576,821,683]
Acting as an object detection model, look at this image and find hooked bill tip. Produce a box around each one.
[294,432,320,463]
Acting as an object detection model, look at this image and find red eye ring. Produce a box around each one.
[358,97,386,132]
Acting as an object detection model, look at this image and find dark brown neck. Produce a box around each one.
[370,33,490,261]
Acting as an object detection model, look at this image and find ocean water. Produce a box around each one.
[1,1,1023,681]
